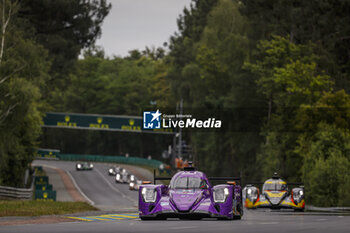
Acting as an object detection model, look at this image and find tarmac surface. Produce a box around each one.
[43,166,75,202]
[0,209,349,233]
[32,160,153,211]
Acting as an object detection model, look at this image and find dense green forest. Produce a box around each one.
[1,0,350,206]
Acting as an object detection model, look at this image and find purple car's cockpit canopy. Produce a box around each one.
[169,171,210,190]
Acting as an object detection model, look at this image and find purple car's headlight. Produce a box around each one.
[214,188,229,203]
[141,187,157,202]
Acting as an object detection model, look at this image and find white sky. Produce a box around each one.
[95,0,192,57]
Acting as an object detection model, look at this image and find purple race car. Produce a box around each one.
[138,165,243,220]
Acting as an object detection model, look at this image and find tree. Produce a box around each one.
[62,52,162,115]
[164,0,266,179]
[18,0,111,74]
[245,36,332,180]
[0,0,50,186]
[0,0,19,123]
[297,122,350,206]
[295,91,350,205]
[240,0,350,91]
[167,0,219,100]
[18,0,111,108]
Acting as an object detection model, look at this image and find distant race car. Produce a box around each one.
[76,162,94,171]
[115,169,129,183]
[244,173,305,211]
[127,174,135,183]
[108,167,121,176]
[129,175,142,190]
[138,163,243,220]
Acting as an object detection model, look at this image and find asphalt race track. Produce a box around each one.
[1,210,349,233]
[1,160,349,233]
[32,160,140,211]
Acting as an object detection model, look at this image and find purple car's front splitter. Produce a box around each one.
[139,210,230,220]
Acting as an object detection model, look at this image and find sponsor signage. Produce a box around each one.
[33,166,43,173]
[35,190,56,201]
[43,110,222,133]
[37,149,60,159]
[34,176,49,185]
[35,184,53,191]
[43,112,173,134]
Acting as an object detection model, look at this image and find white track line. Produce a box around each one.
[94,167,136,204]
[170,226,198,230]
[66,170,95,205]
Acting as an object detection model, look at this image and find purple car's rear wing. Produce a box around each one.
[153,170,172,184]
[208,177,241,185]
[152,169,242,185]
[208,177,241,180]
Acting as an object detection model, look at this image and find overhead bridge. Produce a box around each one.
[41,112,174,134]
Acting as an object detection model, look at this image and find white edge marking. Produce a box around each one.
[94,167,137,205]
[66,170,95,205]
[170,226,198,230]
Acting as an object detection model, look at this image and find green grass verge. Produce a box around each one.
[0,200,97,217]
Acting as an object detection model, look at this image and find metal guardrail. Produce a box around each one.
[0,185,33,200]
[306,205,350,212]
[0,169,36,200]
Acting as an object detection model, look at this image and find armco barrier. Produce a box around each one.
[58,153,163,169]
[0,185,33,200]
[0,169,36,200]
[306,205,350,212]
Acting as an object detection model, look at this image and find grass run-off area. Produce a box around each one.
[0,200,97,217]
